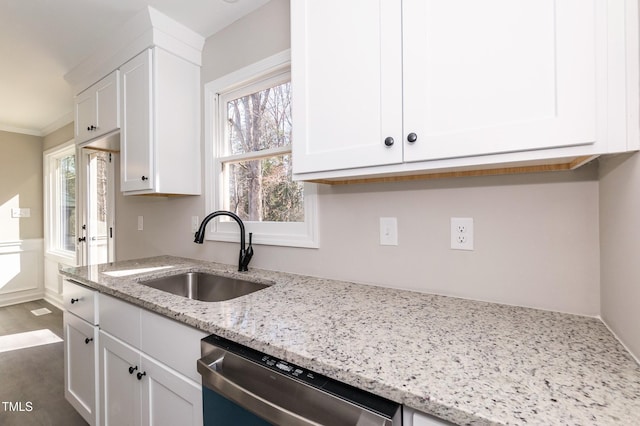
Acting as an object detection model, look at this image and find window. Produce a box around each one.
[44,143,77,260]
[205,50,317,248]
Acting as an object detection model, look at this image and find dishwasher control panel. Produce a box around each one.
[261,355,324,386]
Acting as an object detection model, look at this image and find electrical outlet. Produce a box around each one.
[451,217,474,250]
[137,216,144,231]
[191,216,199,233]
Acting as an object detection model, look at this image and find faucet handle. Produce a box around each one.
[241,233,254,271]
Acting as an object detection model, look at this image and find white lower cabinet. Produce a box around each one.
[99,295,203,426]
[63,282,204,426]
[64,311,99,426]
[140,352,203,426]
[100,331,203,426]
[100,331,140,426]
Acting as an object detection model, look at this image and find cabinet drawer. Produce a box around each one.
[100,294,141,348]
[141,309,207,382]
[63,280,99,325]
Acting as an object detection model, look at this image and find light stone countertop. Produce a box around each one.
[59,255,640,425]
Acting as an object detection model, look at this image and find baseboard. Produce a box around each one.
[0,291,45,308]
[44,290,64,310]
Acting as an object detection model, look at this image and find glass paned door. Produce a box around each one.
[79,150,115,265]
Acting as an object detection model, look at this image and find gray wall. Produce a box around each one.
[114,0,602,317]
[43,122,73,151]
[599,153,640,360]
[0,130,43,240]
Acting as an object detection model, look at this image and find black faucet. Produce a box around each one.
[194,210,253,272]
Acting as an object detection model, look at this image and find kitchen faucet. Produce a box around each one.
[193,210,253,272]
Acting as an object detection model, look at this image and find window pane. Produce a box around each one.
[225,154,304,222]
[58,155,76,252]
[226,82,291,155]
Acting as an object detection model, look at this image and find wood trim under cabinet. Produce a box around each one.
[308,156,597,185]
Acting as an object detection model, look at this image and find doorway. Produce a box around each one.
[78,149,115,265]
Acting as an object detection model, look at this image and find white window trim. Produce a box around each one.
[43,140,78,264]
[204,50,318,248]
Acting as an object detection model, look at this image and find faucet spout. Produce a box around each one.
[194,210,252,272]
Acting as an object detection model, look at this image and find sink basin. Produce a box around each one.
[139,272,269,302]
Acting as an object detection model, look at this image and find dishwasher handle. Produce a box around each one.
[197,352,320,426]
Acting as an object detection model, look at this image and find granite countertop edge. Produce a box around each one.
[59,255,640,426]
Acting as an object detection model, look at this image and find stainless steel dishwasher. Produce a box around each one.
[197,334,402,426]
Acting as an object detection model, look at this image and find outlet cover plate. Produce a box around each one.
[451,217,474,250]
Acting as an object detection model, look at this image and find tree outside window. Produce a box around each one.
[222,80,304,223]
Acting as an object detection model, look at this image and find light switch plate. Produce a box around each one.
[11,208,30,218]
[380,217,398,246]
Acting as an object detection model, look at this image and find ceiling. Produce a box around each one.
[0,0,270,136]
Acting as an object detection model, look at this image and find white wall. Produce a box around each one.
[113,0,602,317]
[599,153,640,360]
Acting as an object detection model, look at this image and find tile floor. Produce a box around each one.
[0,300,87,426]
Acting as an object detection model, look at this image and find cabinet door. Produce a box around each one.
[75,88,95,144]
[120,49,154,192]
[403,0,598,162]
[140,354,203,426]
[64,312,98,426]
[100,332,142,426]
[95,71,120,137]
[291,0,403,175]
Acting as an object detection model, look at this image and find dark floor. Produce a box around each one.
[0,300,87,426]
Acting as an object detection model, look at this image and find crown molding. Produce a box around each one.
[0,124,43,137]
[40,110,74,136]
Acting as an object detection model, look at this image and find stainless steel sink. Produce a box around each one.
[139,272,269,302]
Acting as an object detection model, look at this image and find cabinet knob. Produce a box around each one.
[84,337,93,344]
[384,137,394,147]
[137,371,147,380]
[128,366,138,375]
[407,133,418,143]
[70,298,79,304]
[141,176,148,181]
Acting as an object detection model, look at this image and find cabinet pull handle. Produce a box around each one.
[84,337,93,344]
[87,125,97,131]
[407,133,418,143]
[70,298,79,304]
[137,371,147,380]
[141,176,148,181]
[384,137,394,147]
[129,366,138,374]
[78,237,86,243]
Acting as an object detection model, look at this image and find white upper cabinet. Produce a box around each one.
[292,0,639,181]
[292,0,403,173]
[75,71,119,144]
[120,47,201,195]
[120,50,154,193]
[66,6,204,195]
[403,0,596,162]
